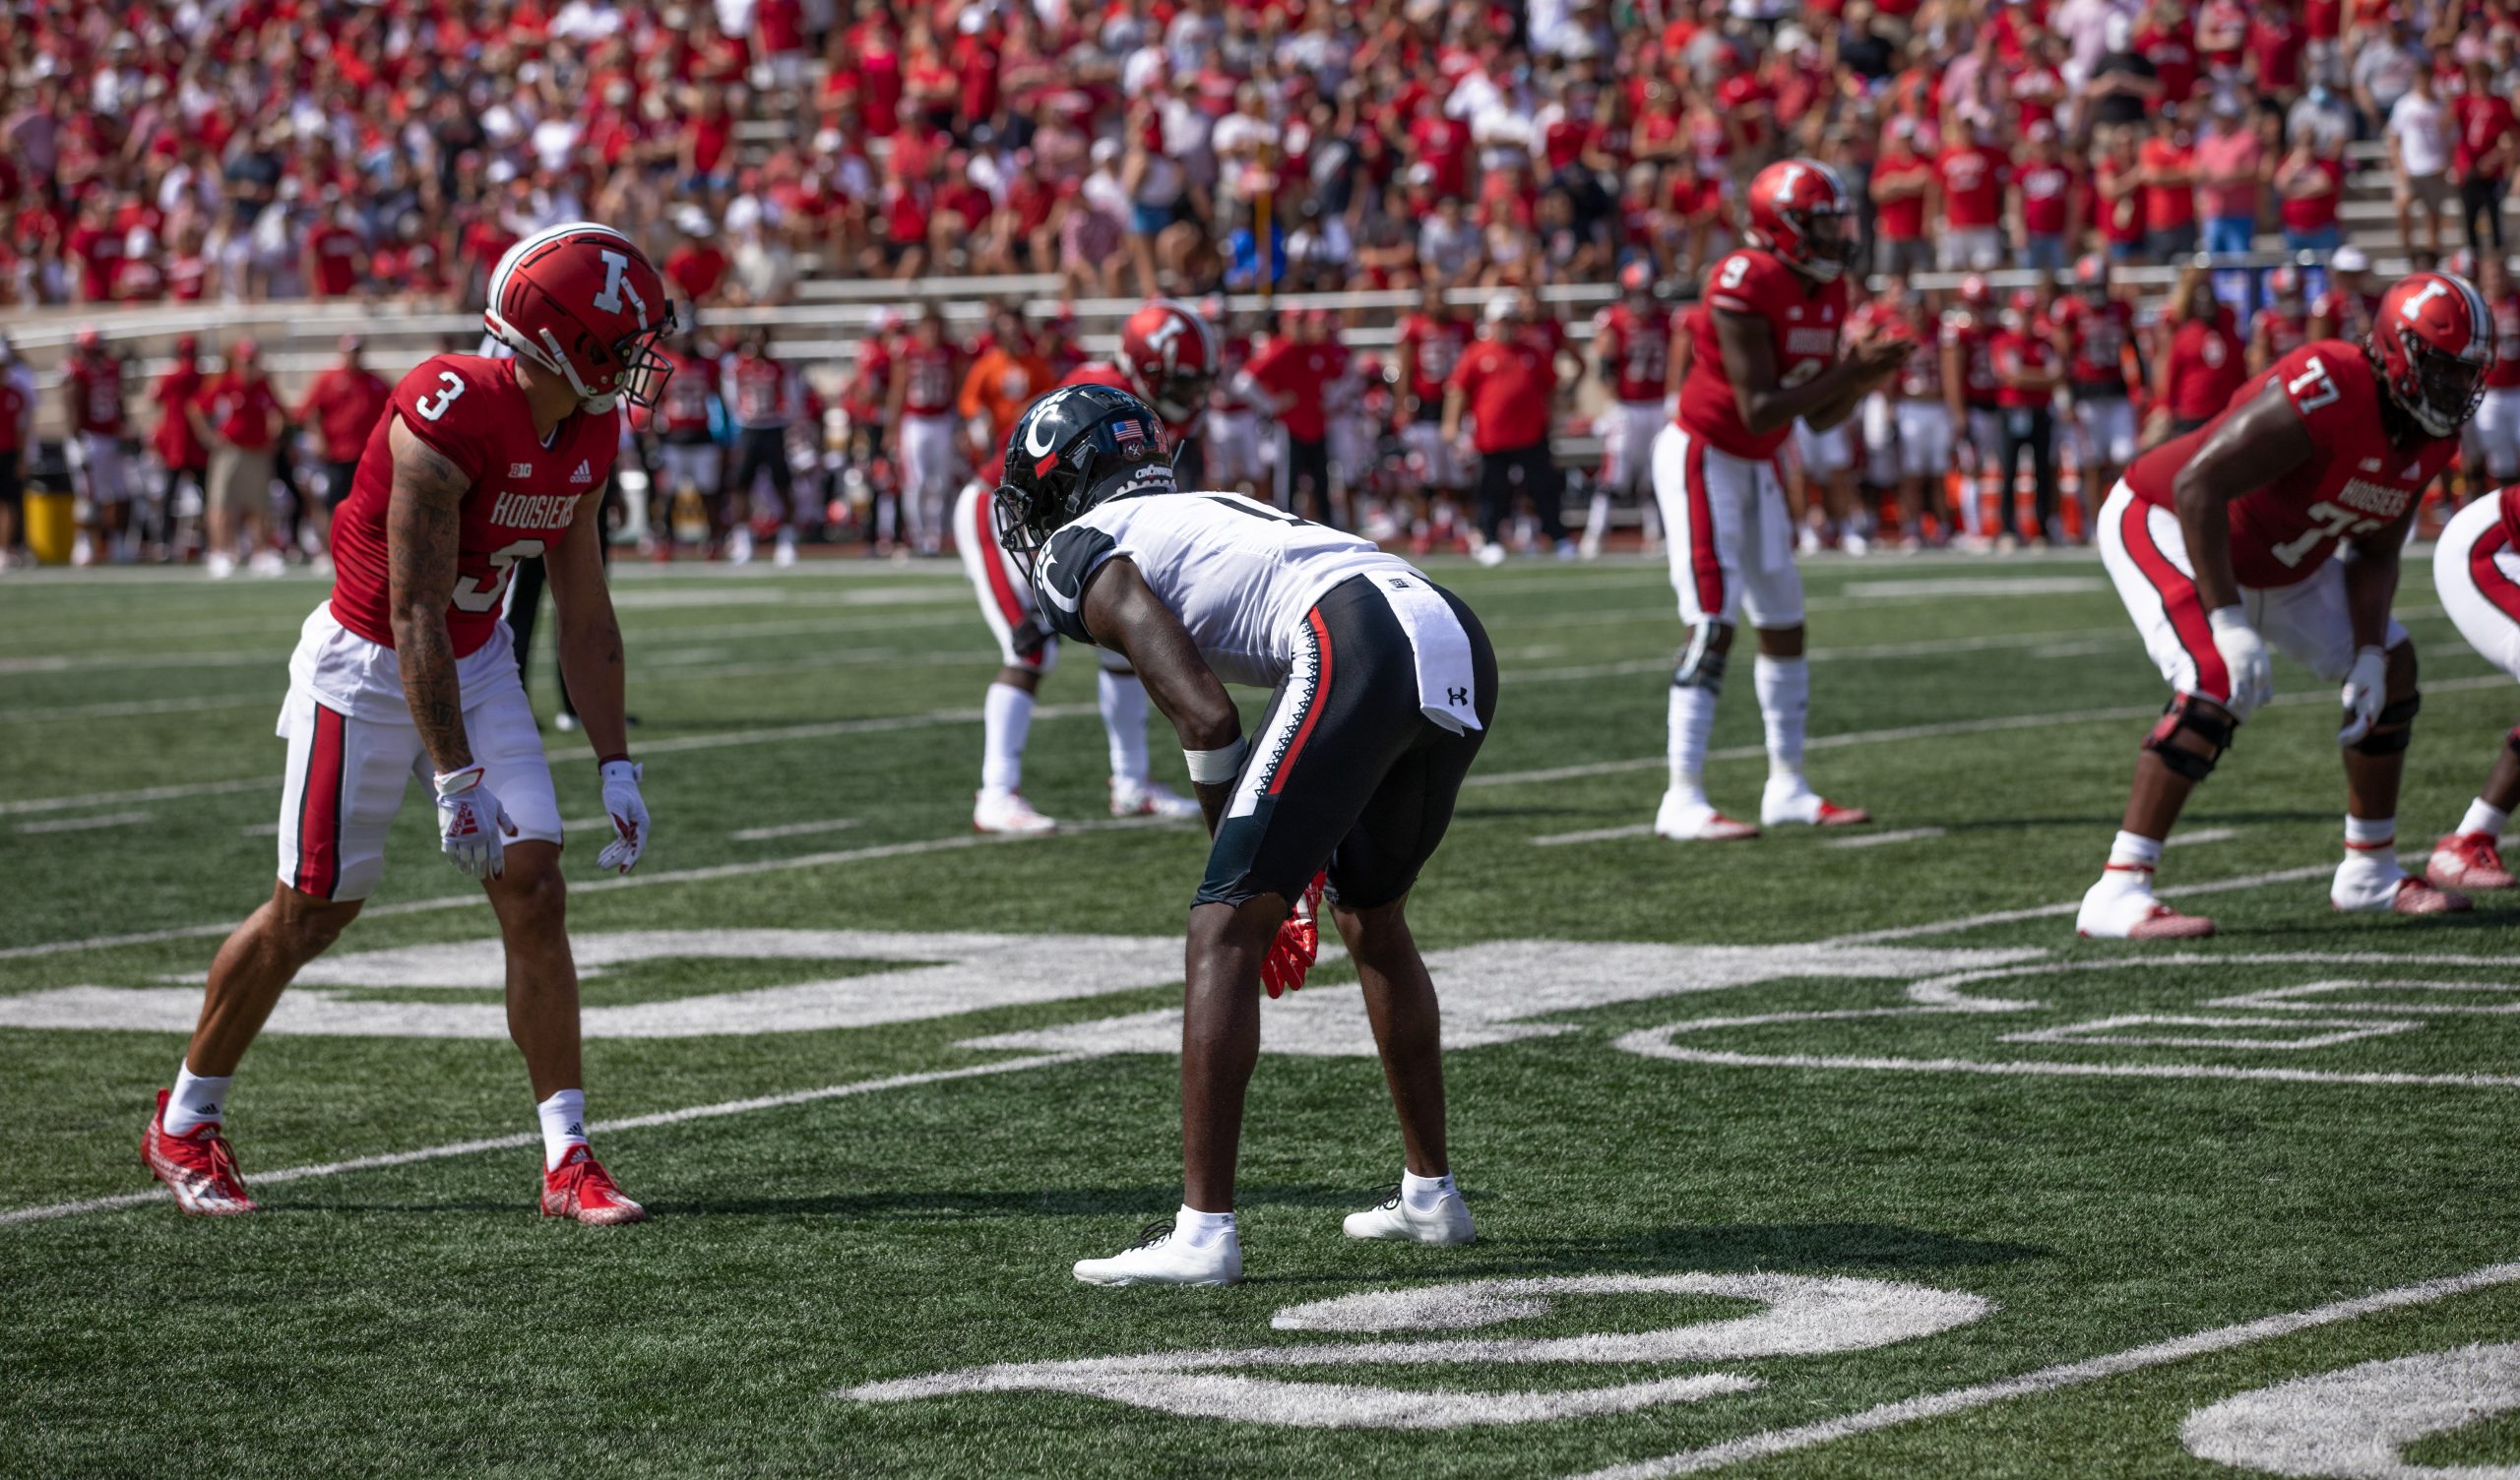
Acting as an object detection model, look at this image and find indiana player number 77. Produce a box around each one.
[142,223,667,1223]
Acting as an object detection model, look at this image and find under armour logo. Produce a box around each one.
[1447,686,1471,708]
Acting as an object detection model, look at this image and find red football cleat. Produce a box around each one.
[2426,832,2516,892]
[540,1145,648,1225]
[2077,901,2218,940]
[2378,877,2473,915]
[1812,799,1872,827]
[140,1089,257,1216]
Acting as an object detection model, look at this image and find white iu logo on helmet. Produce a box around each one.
[592,248,649,328]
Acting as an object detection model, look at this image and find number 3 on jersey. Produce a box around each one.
[413,371,466,421]
[451,538,548,613]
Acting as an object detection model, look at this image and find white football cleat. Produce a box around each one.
[1110,777,1202,821]
[1654,791,1760,841]
[1842,528,1870,557]
[773,530,798,567]
[1474,541,1508,568]
[248,548,287,578]
[726,525,755,565]
[1073,1219,1242,1287]
[2333,851,2472,914]
[1343,1185,1476,1245]
[974,788,1057,835]
[204,552,237,580]
[1760,781,1871,829]
[2076,872,2215,939]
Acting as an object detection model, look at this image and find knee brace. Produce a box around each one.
[2349,693,2422,757]
[1672,622,1732,693]
[2143,695,2235,781]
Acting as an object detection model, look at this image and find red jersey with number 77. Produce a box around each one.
[2122,340,2457,589]
[1675,246,1847,459]
[330,354,619,657]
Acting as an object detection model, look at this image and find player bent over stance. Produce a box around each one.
[2078,272,2491,938]
[995,385,1494,1286]
[1652,159,1911,840]
[2423,484,2520,890]
[142,223,667,1221]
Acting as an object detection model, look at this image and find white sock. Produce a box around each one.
[2344,814,2396,854]
[981,682,1034,795]
[1584,490,1611,544]
[1174,1203,1236,1249]
[1667,685,1718,802]
[163,1061,231,1137]
[1402,1168,1456,1213]
[1099,669,1151,788]
[2101,831,2163,893]
[536,1088,589,1171]
[2460,798,2509,839]
[1754,654,1809,785]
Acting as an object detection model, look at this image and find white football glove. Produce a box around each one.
[2207,606,2273,720]
[2337,645,2388,747]
[432,766,517,881]
[597,759,649,875]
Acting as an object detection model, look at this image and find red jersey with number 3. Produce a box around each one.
[1677,247,1845,459]
[2123,340,2457,589]
[1594,302,1672,403]
[330,355,619,657]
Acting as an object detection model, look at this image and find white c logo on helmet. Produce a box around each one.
[1023,409,1060,460]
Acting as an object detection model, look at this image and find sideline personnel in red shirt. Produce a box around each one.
[1444,289,1570,560]
[296,336,394,558]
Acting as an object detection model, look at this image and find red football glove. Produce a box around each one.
[1261,872,1328,999]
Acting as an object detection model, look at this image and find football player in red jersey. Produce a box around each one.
[1394,284,1474,550]
[2077,272,2492,939]
[1651,159,1911,841]
[142,224,670,1223]
[1858,278,1955,549]
[887,305,964,557]
[2248,265,2313,375]
[1939,274,2005,543]
[949,300,1213,835]
[651,308,725,561]
[2308,244,2382,341]
[2052,255,2140,510]
[1584,262,1670,558]
[64,328,134,564]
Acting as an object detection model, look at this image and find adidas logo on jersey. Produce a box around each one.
[571,461,594,483]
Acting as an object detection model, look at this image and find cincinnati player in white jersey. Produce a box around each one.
[2423,483,2520,893]
[140,223,669,1224]
[1651,158,1912,842]
[998,384,1492,1286]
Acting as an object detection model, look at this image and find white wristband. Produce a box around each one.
[1183,736,1249,785]
[2207,605,2249,634]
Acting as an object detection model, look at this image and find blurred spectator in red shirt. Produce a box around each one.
[2454,55,2516,254]
[2138,113,2200,260]
[294,336,392,556]
[193,339,285,579]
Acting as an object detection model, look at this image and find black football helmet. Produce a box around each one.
[992,383,1175,575]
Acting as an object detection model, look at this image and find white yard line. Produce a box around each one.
[729,818,863,841]
[0,1050,1096,1228]
[1531,824,1657,847]
[1826,827,1946,850]
[2166,828,2239,848]
[16,811,152,834]
[1567,1260,2520,1479]
[0,815,1186,962]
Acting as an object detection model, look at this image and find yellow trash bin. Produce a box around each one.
[25,490,74,565]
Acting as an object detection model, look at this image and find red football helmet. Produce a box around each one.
[2371,272,2492,438]
[1743,158,1854,282]
[1117,298,1217,422]
[2073,253,2108,293]
[2266,265,2302,304]
[485,221,675,413]
[1618,259,1655,299]
[1958,273,1992,310]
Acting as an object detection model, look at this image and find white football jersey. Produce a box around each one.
[1036,489,1418,687]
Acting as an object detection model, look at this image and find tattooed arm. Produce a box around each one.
[543,480,630,763]
[385,417,475,771]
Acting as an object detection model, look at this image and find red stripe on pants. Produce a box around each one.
[1683,435,1725,618]
[2119,496,2232,702]
[1267,609,1335,796]
[972,491,1029,629]
[2470,522,2520,625]
[293,701,346,898]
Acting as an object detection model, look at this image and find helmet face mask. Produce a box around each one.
[992,383,1176,578]
[2394,329,2487,436]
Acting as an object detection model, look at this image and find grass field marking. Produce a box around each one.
[2165,827,2241,847]
[16,811,152,834]
[1565,1260,2520,1479]
[1994,1014,2426,1052]
[2208,978,2520,1016]
[1838,577,2108,599]
[0,815,1191,963]
[1826,827,1947,850]
[1532,824,1657,846]
[2180,1342,2520,1477]
[841,1273,1989,1431]
[0,1049,1098,1228]
[728,818,863,841]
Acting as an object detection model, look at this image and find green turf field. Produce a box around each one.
[2,552,2516,1478]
